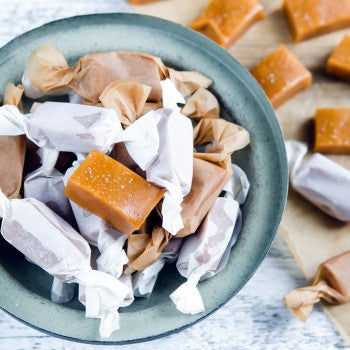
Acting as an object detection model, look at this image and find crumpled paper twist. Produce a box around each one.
[283,251,350,321]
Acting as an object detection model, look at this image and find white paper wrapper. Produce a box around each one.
[0,189,129,338]
[286,140,350,221]
[63,158,128,279]
[132,238,184,298]
[146,108,193,235]
[0,103,122,153]
[161,79,185,111]
[22,75,71,99]
[24,147,74,224]
[170,196,240,314]
[51,277,76,304]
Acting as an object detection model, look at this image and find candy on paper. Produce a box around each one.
[0,189,129,338]
[284,251,350,321]
[286,140,350,221]
[250,45,312,108]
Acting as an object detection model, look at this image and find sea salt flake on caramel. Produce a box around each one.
[284,0,350,42]
[314,108,350,153]
[327,35,350,82]
[250,45,312,108]
[64,150,164,235]
[190,0,264,48]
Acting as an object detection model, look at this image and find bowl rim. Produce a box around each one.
[0,12,288,345]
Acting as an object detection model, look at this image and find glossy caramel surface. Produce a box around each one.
[314,108,350,153]
[284,0,350,42]
[250,45,312,108]
[65,150,164,234]
[191,0,264,47]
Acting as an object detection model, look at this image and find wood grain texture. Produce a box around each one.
[0,0,348,349]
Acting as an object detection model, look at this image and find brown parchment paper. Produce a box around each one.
[134,0,350,343]
[1,83,26,198]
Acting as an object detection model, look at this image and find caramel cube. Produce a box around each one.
[176,157,232,237]
[64,150,164,235]
[284,0,350,42]
[327,35,350,82]
[190,0,264,48]
[314,108,350,153]
[250,45,312,108]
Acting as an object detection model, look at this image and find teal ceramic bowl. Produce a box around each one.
[0,14,287,344]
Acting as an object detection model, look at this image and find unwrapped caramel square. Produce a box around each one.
[190,0,264,48]
[250,45,312,108]
[314,108,350,154]
[327,35,350,82]
[284,0,350,42]
[64,150,164,235]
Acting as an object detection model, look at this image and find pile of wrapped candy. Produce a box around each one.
[0,44,250,338]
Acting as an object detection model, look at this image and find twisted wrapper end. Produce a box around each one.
[283,280,350,321]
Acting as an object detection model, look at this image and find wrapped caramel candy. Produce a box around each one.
[170,194,240,314]
[286,141,350,221]
[23,44,165,103]
[177,118,250,237]
[284,251,350,321]
[0,83,26,199]
[0,189,129,338]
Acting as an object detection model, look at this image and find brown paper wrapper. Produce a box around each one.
[177,118,250,237]
[24,45,166,104]
[69,51,164,103]
[181,87,219,119]
[100,80,151,127]
[166,67,212,97]
[24,44,77,93]
[1,83,26,198]
[176,157,232,237]
[193,118,250,169]
[126,226,170,272]
[284,251,350,321]
[3,83,24,111]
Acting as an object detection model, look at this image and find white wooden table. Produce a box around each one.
[0,1,347,349]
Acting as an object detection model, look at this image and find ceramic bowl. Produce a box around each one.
[0,13,288,344]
